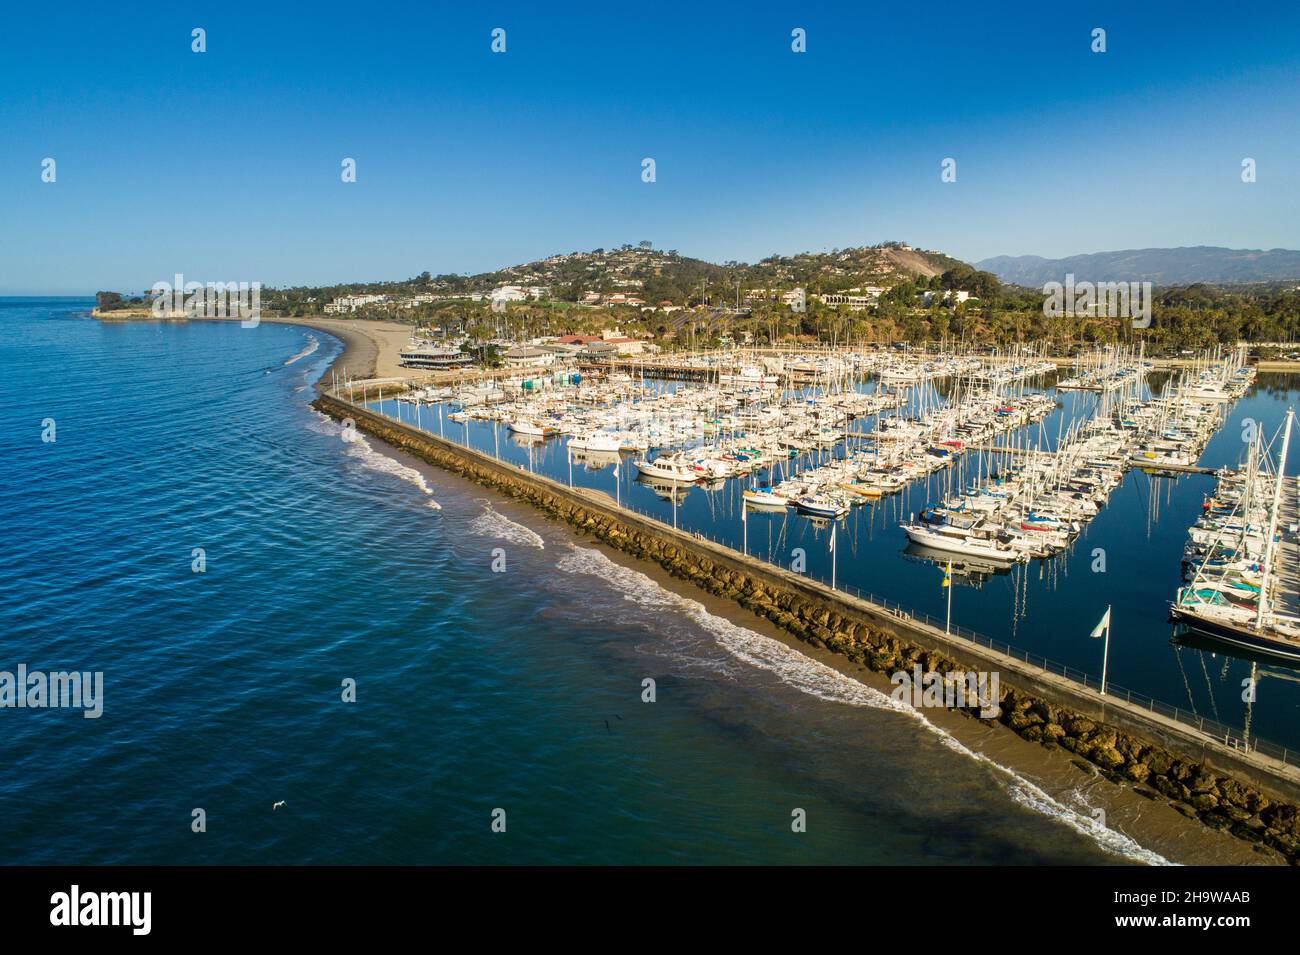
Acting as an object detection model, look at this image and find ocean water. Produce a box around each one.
[0,298,1188,865]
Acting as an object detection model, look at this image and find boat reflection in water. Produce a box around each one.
[1171,621,1300,672]
[636,474,692,505]
[569,448,623,472]
[902,541,1014,590]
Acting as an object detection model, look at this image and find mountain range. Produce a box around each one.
[975,246,1300,287]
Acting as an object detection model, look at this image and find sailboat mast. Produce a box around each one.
[1255,408,1294,630]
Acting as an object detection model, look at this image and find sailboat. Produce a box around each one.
[634,452,700,484]
[1172,409,1300,661]
[793,493,850,519]
[901,507,1028,564]
[508,419,559,437]
[568,430,622,452]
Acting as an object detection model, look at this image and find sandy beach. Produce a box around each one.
[92,309,414,381]
[255,316,414,381]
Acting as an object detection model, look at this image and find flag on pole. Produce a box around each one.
[613,463,620,478]
[1090,607,1111,639]
[829,524,836,551]
[941,560,952,588]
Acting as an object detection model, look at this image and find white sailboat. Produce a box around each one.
[1173,408,1300,661]
[634,452,700,484]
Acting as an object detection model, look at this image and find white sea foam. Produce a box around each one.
[556,545,1172,866]
[470,506,544,549]
[284,334,319,365]
[344,435,438,502]
[306,409,337,436]
[308,411,442,509]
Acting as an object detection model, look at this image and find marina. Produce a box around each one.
[350,348,1300,757]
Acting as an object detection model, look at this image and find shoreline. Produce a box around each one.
[324,397,1282,865]
[90,309,413,382]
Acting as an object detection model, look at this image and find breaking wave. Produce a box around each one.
[308,410,441,508]
[284,334,319,365]
[556,544,1171,866]
[470,506,544,549]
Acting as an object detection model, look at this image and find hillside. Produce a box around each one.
[976,246,1300,287]
[268,242,969,308]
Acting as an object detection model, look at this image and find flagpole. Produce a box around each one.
[1101,604,1111,696]
[742,501,748,557]
[830,523,837,590]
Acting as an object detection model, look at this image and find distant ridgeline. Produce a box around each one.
[977,246,1300,287]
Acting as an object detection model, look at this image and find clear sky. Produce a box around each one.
[2,1,1298,293]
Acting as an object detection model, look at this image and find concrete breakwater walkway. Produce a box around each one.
[313,389,1300,863]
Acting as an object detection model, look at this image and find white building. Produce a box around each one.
[399,344,474,370]
[502,345,555,368]
[490,285,528,303]
[600,336,648,356]
[923,290,975,306]
[323,294,387,314]
[819,292,876,310]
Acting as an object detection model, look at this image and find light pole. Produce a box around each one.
[944,560,953,635]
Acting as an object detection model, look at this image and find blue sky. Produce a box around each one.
[2,1,1298,293]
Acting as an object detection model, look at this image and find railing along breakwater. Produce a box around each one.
[313,389,1300,864]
